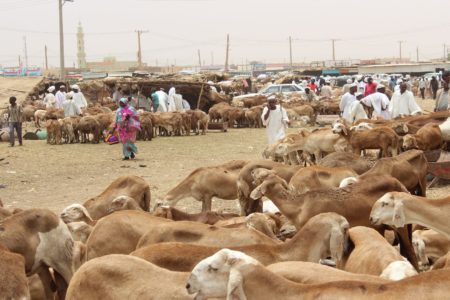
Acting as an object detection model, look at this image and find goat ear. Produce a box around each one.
[392,201,405,228]
[227,269,246,300]
[402,124,408,133]
[329,227,345,262]
[250,184,264,200]
[80,206,94,222]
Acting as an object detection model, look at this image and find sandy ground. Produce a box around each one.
[0,128,270,213]
[0,80,448,214]
[0,76,42,108]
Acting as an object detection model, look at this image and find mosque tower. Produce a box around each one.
[77,22,87,69]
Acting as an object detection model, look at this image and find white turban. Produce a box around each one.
[71,84,80,90]
[349,83,358,88]
[346,79,352,84]
[47,86,55,93]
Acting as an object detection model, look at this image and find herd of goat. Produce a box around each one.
[3,93,450,298]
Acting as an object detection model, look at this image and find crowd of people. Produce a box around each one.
[112,86,191,113]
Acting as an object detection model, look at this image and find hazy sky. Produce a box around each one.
[1,0,450,68]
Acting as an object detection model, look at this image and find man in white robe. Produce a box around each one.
[71,84,88,111]
[389,83,422,118]
[167,87,177,112]
[347,92,368,123]
[435,71,450,111]
[320,81,333,98]
[342,78,353,95]
[63,94,81,117]
[361,84,391,120]
[43,86,56,109]
[155,89,168,112]
[261,96,289,145]
[55,85,66,109]
[339,83,357,123]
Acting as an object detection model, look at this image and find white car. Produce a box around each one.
[259,84,305,95]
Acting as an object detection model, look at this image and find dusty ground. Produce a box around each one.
[0,82,448,215]
[0,128,271,213]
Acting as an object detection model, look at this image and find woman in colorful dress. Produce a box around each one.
[114,97,141,160]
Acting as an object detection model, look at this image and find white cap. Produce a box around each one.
[397,79,403,84]
[377,84,385,90]
[60,85,65,88]
[47,86,55,92]
[346,79,352,84]
[267,95,277,101]
[207,81,214,85]
[349,83,358,88]
[355,92,363,98]
[71,84,80,90]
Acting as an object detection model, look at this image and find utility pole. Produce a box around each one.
[58,0,73,80]
[416,46,419,63]
[135,30,148,69]
[398,41,405,61]
[331,39,338,65]
[23,36,28,69]
[224,34,230,72]
[289,36,293,71]
[211,51,214,66]
[18,55,22,68]
[45,45,49,70]
[444,44,447,61]
[198,49,202,68]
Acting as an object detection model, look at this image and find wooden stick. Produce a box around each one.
[197,83,205,109]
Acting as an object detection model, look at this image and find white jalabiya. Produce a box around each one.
[389,90,421,118]
[321,85,333,98]
[339,92,357,123]
[55,91,66,109]
[167,87,177,112]
[361,92,391,120]
[155,91,168,112]
[72,92,88,109]
[348,101,368,123]
[261,105,289,145]
[43,93,56,108]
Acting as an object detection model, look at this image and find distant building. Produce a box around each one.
[86,57,143,72]
[77,22,87,69]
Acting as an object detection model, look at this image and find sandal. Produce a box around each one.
[123,157,129,160]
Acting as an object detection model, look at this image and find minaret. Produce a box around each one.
[77,22,87,69]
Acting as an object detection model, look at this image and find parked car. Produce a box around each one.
[259,83,304,95]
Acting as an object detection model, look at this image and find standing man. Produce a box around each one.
[357,76,366,94]
[320,81,333,98]
[389,76,396,92]
[113,87,123,106]
[63,93,81,117]
[361,84,391,120]
[261,96,289,145]
[151,89,160,112]
[55,85,66,109]
[6,96,23,147]
[418,77,426,99]
[435,71,450,111]
[339,83,357,123]
[342,78,353,95]
[43,86,56,108]
[308,78,318,93]
[364,77,377,96]
[71,84,88,111]
[389,83,422,118]
[430,76,439,100]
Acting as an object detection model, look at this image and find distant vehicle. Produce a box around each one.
[259,83,305,95]
[233,83,304,101]
[132,71,150,78]
[178,70,196,75]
